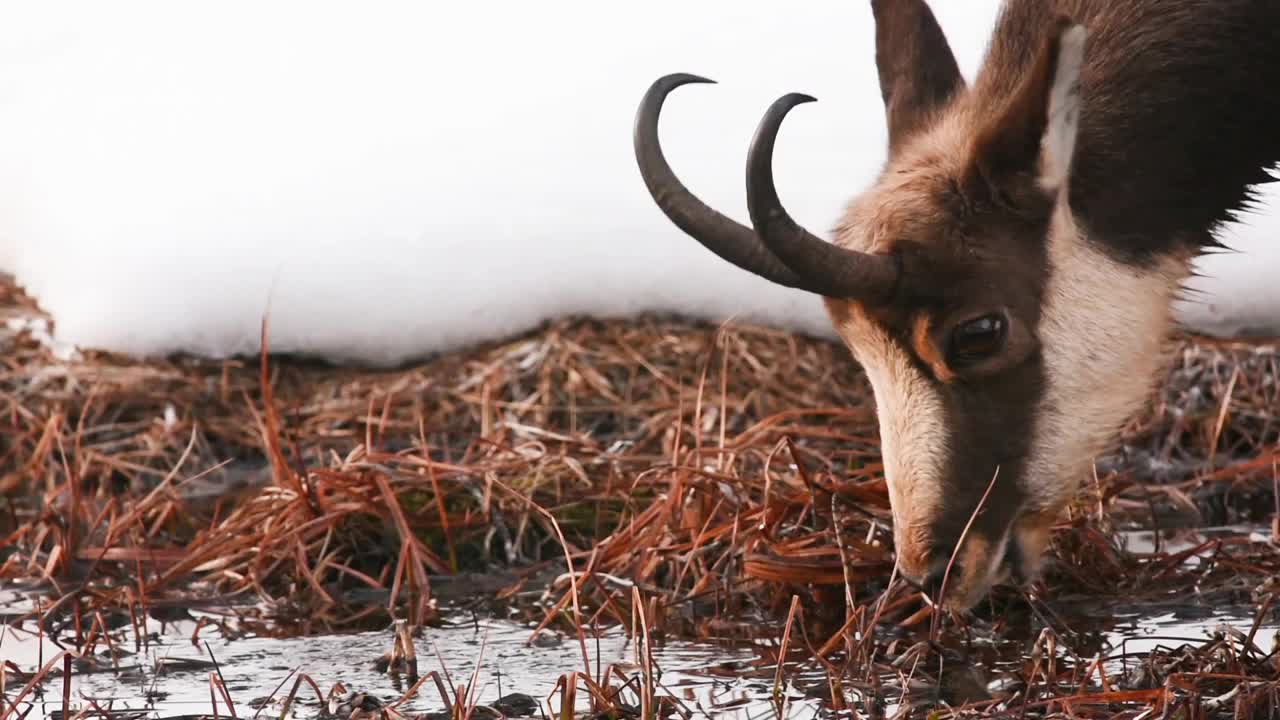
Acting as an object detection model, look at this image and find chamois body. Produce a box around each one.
[635,0,1280,610]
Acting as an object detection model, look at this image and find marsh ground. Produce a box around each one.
[2,276,1279,719]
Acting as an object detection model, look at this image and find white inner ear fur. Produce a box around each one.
[1040,24,1087,192]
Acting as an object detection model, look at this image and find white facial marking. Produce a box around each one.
[834,309,947,572]
[1041,24,1087,192]
[1026,20,1190,518]
[1026,206,1191,513]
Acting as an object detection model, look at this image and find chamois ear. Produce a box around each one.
[871,0,966,153]
[965,17,1087,198]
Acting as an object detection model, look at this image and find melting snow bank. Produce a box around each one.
[1176,198,1280,339]
[0,1,1274,367]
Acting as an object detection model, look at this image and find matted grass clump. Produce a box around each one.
[2,275,1279,717]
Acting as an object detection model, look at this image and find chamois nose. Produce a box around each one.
[898,531,1006,610]
[921,557,954,599]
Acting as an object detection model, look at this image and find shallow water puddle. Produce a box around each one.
[3,588,1278,719]
[1115,523,1273,557]
[1,609,833,720]
[1104,604,1279,659]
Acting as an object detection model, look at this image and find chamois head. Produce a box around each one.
[635,1,1194,611]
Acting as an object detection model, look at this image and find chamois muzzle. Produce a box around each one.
[633,73,901,302]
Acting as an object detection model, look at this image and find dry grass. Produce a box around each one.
[2,275,1279,718]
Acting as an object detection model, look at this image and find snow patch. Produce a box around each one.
[0,0,1274,367]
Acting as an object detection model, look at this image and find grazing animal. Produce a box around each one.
[634,0,1280,611]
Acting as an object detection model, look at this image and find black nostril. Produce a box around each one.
[922,558,955,598]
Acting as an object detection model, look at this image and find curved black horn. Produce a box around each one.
[745,93,901,303]
[633,73,816,291]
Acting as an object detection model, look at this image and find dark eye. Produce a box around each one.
[947,313,1007,367]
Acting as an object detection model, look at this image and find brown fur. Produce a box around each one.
[871,0,965,152]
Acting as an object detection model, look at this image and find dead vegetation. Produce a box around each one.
[2,276,1279,718]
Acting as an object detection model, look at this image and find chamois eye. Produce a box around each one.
[947,313,1007,367]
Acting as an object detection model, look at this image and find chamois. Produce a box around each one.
[634,0,1280,610]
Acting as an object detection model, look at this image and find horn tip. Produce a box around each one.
[662,72,717,87]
